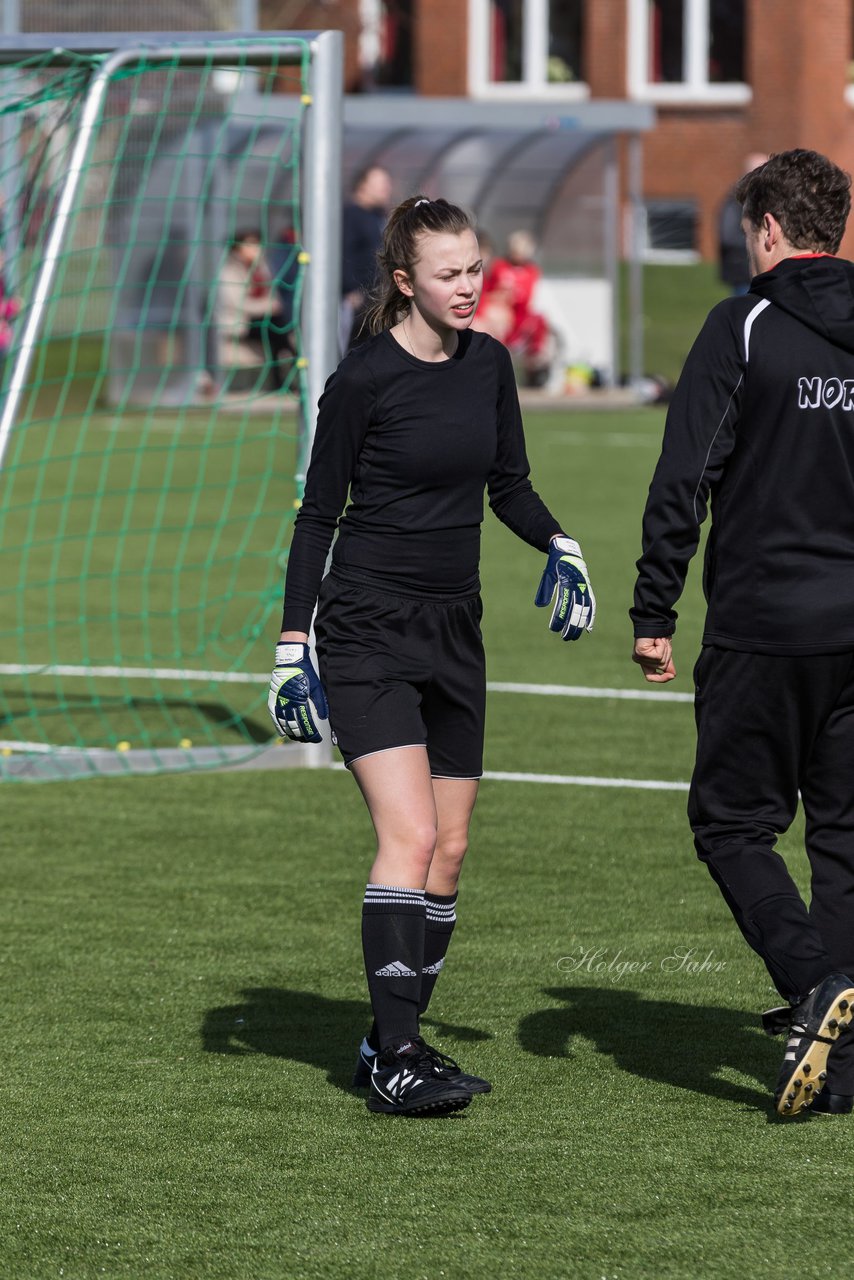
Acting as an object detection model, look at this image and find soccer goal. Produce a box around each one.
[0,31,342,780]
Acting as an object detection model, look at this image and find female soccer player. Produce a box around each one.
[268,196,595,1117]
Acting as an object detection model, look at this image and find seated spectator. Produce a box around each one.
[473,229,551,385]
[218,230,287,384]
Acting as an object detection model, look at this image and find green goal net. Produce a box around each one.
[0,34,341,781]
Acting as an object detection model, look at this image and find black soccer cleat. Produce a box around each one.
[366,1038,472,1116]
[807,1090,854,1116]
[353,1034,491,1094]
[419,1040,493,1094]
[767,973,854,1116]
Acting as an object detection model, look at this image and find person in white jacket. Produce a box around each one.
[218,229,284,375]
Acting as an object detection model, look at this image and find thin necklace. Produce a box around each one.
[402,315,455,361]
[402,316,418,359]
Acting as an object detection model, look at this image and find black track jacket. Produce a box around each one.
[632,254,854,655]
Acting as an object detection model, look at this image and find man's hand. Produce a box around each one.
[534,536,596,641]
[632,636,676,683]
[268,642,328,743]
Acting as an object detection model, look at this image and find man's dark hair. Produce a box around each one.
[735,149,852,254]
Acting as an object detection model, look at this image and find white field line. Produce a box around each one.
[482,770,689,791]
[1,741,690,790]
[487,680,692,703]
[0,664,693,704]
[0,663,261,684]
[328,762,688,791]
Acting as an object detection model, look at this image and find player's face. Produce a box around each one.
[404,229,484,331]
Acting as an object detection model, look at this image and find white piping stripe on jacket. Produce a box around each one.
[690,299,771,526]
[744,297,771,361]
[692,375,743,523]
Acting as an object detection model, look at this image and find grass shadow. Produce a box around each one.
[201,987,490,1093]
[520,986,779,1113]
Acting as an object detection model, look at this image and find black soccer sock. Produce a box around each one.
[419,891,457,1016]
[361,883,425,1051]
[364,892,459,1047]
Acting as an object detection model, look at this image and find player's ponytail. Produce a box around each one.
[364,195,475,335]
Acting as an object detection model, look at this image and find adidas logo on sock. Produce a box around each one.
[423,959,445,975]
[375,960,418,977]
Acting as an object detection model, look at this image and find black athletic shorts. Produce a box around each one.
[313,570,486,778]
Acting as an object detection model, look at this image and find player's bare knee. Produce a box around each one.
[432,836,468,878]
[414,821,440,864]
[380,821,438,872]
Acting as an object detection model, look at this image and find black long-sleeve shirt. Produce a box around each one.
[282,329,561,633]
[632,255,854,655]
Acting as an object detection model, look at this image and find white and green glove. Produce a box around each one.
[267,642,328,743]
[534,536,596,640]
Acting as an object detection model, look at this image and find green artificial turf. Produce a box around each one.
[0,771,840,1280]
[3,402,853,1278]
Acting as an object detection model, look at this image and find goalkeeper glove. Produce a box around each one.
[534,535,596,641]
[268,642,328,743]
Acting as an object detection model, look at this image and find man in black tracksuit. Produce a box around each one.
[631,150,854,1117]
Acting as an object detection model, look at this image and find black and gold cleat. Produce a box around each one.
[769,974,854,1117]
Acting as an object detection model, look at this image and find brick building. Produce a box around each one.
[259,0,854,261]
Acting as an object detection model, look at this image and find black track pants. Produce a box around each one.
[688,647,854,1019]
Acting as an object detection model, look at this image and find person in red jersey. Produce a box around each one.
[474,229,551,385]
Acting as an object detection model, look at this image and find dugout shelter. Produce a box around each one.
[336,95,654,388]
[214,86,654,388]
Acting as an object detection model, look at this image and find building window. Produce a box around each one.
[641,200,700,262]
[489,0,523,81]
[469,0,588,99]
[375,1,414,88]
[359,0,414,91]
[629,0,750,103]
[647,0,684,84]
